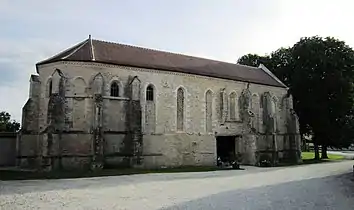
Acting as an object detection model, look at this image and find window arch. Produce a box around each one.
[146,85,154,101]
[145,84,156,133]
[46,78,53,97]
[177,87,184,131]
[110,81,119,97]
[252,93,260,130]
[229,92,237,120]
[73,77,87,95]
[49,80,53,96]
[91,73,104,95]
[271,96,278,115]
[205,90,213,132]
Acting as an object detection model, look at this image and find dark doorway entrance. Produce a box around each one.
[216,136,236,163]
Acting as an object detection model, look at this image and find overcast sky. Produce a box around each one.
[1,0,354,121]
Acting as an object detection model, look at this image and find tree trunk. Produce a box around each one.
[301,138,306,151]
[314,142,320,160]
[321,145,328,159]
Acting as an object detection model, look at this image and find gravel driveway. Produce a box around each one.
[1,161,353,210]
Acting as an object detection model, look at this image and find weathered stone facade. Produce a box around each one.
[18,39,301,170]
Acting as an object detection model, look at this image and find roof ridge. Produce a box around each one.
[62,39,89,60]
[89,35,96,61]
[234,63,261,70]
[92,39,253,68]
[258,64,287,88]
[36,37,286,88]
[36,39,89,66]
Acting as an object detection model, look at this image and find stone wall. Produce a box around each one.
[36,62,289,135]
[143,134,216,168]
[16,60,301,170]
[17,134,38,168]
[0,132,17,167]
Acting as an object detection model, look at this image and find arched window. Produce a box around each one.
[177,88,184,131]
[92,73,104,95]
[110,82,119,97]
[145,84,156,133]
[146,85,154,101]
[229,92,237,120]
[252,94,260,130]
[271,98,276,115]
[206,90,213,132]
[73,77,87,95]
[48,79,53,97]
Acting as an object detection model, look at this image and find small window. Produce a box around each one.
[146,85,154,101]
[110,82,119,97]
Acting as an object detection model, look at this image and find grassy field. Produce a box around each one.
[301,151,344,165]
[301,152,344,160]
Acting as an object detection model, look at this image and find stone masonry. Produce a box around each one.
[18,38,302,170]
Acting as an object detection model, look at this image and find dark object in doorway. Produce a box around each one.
[259,159,272,167]
[217,157,245,170]
[231,160,244,170]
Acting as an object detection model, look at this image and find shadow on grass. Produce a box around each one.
[1,160,335,181]
[2,158,342,181]
[0,166,223,181]
[302,158,333,165]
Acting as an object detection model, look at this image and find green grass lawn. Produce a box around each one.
[301,151,344,165]
[301,152,344,160]
[275,151,344,167]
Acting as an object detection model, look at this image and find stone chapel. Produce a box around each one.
[18,35,301,170]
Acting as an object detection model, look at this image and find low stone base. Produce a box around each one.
[16,132,302,171]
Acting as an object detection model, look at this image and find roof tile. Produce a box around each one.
[36,38,285,88]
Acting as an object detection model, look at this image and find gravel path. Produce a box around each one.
[1,161,353,210]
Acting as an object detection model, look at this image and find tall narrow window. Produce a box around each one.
[48,79,53,97]
[146,85,154,101]
[252,94,260,130]
[206,90,213,132]
[229,92,237,120]
[177,88,184,131]
[271,100,276,115]
[110,82,119,97]
[145,84,156,133]
[219,91,224,120]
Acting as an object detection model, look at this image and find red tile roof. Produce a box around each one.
[37,37,286,88]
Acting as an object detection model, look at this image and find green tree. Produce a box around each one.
[238,36,354,160]
[0,111,20,132]
[237,48,293,87]
[291,36,354,159]
[237,53,270,67]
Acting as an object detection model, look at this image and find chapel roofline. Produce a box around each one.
[35,35,287,88]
